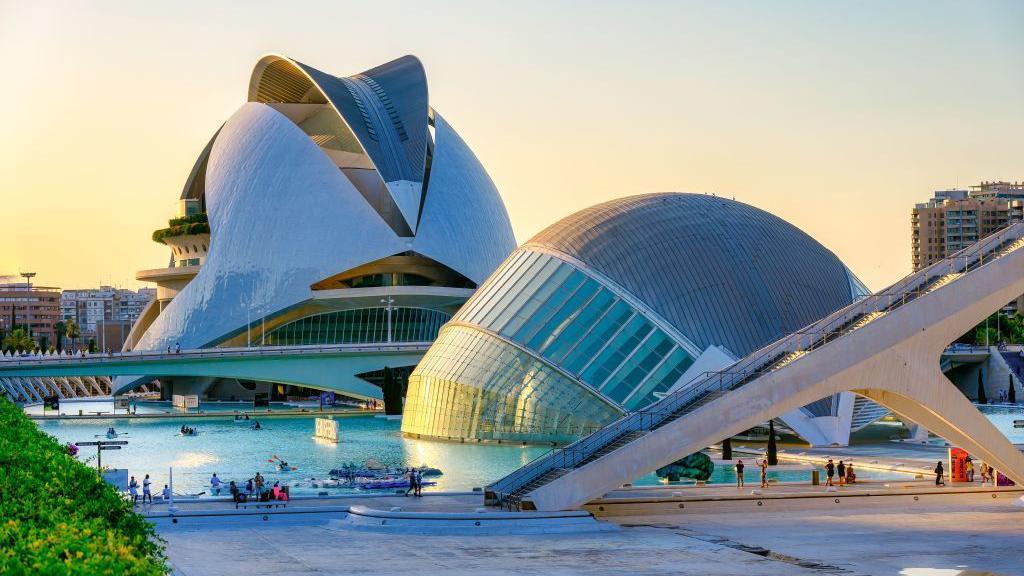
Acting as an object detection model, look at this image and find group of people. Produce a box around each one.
[226,472,289,503]
[127,474,170,506]
[404,467,425,497]
[733,458,771,488]
[180,425,197,435]
[824,459,857,486]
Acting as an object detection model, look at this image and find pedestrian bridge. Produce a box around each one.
[488,223,1024,511]
[0,343,429,403]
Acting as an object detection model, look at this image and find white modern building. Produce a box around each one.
[117,54,516,399]
[403,193,887,446]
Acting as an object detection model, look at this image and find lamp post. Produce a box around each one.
[20,272,35,337]
[380,297,395,343]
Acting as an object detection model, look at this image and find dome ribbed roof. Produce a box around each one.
[527,193,862,357]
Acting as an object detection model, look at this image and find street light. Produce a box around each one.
[380,297,395,343]
[20,272,35,336]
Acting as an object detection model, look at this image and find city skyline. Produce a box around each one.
[3,1,1023,291]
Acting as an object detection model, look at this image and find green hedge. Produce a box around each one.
[151,213,209,244]
[0,399,167,575]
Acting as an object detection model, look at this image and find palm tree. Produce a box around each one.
[3,328,35,353]
[65,319,80,352]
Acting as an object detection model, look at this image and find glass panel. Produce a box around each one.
[562,301,633,374]
[624,348,696,409]
[602,333,673,403]
[580,315,653,388]
[540,289,615,364]
[263,307,451,345]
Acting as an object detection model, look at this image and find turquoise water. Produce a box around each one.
[33,404,1023,497]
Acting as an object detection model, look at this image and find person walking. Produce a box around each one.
[210,473,222,496]
[735,459,745,488]
[142,474,152,504]
[415,468,424,497]
[405,468,417,497]
[128,476,139,506]
[825,459,835,487]
[759,458,769,488]
[934,461,945,486]
[965,458,975,482]
[837,461,846,486]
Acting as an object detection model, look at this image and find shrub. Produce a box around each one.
[0,398,167,574]
[151,213,210,244]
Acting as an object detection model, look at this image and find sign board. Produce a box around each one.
[102,469,129,492]
[320,391,336,408]
[172,394,199,410]
[100,445,122,451]
[115,398,130,410]
[949,447,969,482]
[76,441,128,446]
[315,417,340,443]
[253,392,270,409]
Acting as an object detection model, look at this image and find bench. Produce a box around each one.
[235,501,287,510]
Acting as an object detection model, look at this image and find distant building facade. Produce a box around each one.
[60,286,157,335]
[0,281,61,349]
[912,181,1024,271]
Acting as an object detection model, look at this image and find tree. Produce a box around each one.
[977,370,988,404]
[65,319,80,351]
[53,320,65,353]
[87,338,97,354]
[767,420,778,466]
[3,328,35,352]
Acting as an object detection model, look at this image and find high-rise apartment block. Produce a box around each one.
[60,286,157,334]
[912,181,1024,272]
[0,279,61,348]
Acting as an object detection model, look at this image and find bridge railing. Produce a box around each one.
[0,341,434,367]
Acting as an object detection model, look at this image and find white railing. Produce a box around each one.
[0,341,433,368]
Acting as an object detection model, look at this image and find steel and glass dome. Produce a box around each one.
[402,193,869,444]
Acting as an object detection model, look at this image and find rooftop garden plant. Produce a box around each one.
[151,213,209,244]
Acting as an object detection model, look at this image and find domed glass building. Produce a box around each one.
[402,193,872,444]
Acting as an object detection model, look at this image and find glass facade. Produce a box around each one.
[263,307,450,346]
[401,326,623,443]
[455,251,695,410]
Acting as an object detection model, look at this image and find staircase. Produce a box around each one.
[486,222,1024,511]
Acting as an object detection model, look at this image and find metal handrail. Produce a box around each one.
[489,222,1024,497]
[0,341,434,368]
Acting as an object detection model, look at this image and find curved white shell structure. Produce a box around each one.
[123,55,515,392]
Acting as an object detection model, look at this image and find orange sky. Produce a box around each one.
[2,1,1022,291]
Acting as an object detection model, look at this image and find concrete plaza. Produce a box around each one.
[153,486,1024,576]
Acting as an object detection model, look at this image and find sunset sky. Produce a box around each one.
[2,0,1021,291]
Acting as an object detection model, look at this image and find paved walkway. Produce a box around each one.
[612,496,1024,575]
[158,515,822,576]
